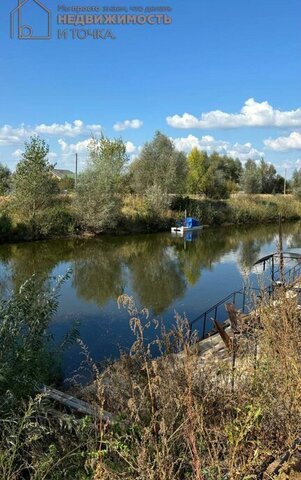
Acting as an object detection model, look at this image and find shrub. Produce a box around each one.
[75,136,128,233]
[0,276,64,401]
[37,207,77,237]
[145,184,171,217]
[0,213,13,239]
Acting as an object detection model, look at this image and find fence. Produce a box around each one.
[190,259,301,339]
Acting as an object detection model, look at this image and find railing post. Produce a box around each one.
[202,313,207,339]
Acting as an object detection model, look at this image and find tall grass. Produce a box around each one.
[171,194,301,226]
[1,194,301,240]
[2,279,301,478]
[65,288,301,479]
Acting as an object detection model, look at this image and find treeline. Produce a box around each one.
[0,132,301,240]
[186,152,286,197]
[0,131,298,202]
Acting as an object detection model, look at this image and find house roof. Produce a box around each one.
[53,169,74,179]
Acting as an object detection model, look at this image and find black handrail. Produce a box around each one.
[190,259,301,339]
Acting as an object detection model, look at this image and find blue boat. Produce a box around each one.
[171,217,202,234]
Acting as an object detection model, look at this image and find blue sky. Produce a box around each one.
[0,0,301,175]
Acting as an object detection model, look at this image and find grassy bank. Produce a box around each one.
[2,281,301,478]
[1,194,301,243]
[170,193,301,225]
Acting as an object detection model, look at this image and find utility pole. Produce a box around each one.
[284,167,287,195]
[75,153,78,190]
[279,215,285,285]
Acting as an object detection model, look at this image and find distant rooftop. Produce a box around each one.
[53,169,74,179]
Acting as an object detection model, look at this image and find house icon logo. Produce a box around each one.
[10,0,51,40]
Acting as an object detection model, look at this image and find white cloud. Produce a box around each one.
[125,141,137,154]
[12,148,57,163]
[58,138,91,155]
[12,148,23,159]
[172,134,263,161]
[59,138,141,157]
[0,124,32,146]
[264,131,301,151]
[113,119,143,132]
[0,120,102,146]
[35,120,102,137]
[167,98,301,129]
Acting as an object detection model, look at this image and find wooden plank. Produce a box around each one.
[225,303,240,334]
[41,387,113,423]
[213,319,232,351]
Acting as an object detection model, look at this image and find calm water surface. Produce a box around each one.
[1,222,301,378]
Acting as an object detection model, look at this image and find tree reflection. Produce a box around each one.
[72,238,125,307]
[125,236,186,314]
[1,222,301,316]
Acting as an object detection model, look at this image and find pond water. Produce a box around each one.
[1,221,301,379]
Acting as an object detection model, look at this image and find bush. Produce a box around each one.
[0,275,88,479]
[145,184,171,217]
[0,213,13,239]
[0,276,65,402]
[37,207,77,237]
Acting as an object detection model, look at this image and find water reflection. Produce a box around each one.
[0,221,301,373]
[0,222,300,310]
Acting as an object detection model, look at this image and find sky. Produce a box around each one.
[0,0,301,175]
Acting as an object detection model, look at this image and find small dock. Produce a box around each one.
[41,386,113,422]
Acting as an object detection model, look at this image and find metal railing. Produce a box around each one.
[190,260,301,339]
[190,289,247,338]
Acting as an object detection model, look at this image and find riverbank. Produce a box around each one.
[1,193,301,244]
[2,283,301,479]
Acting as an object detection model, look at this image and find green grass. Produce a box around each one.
[170,194,301,226]
[1,194,301,242]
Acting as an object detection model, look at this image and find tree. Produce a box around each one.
[204,168,230,199]
[76,135,128,231]
[13,136,58,221]
[187,150,242,198]
[187,149,209,194]
[292,169,301,199]
[145,184,171,216]
[131,132,187,194]
[0,164,11,196]
[273,174,286,194]
[58,176,75,192]
[241,159,262,194]
[259,159,278,193]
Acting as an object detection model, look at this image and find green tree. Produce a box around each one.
[0,164,11,196]
[58,176,75,192]
[76,135,128,232]
[209,152,242,183]
[187,149,209,194]
[131,132,187,194]
[204,168,230,199]
[187,150,242,198]
[259,159,278,193]
[292,169,301,199]
[241,159,262,194]
[13,136,58,222]
[145,184,171,216]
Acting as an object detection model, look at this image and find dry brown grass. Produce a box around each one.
[71,288,301,479]
[2,286,301,479]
